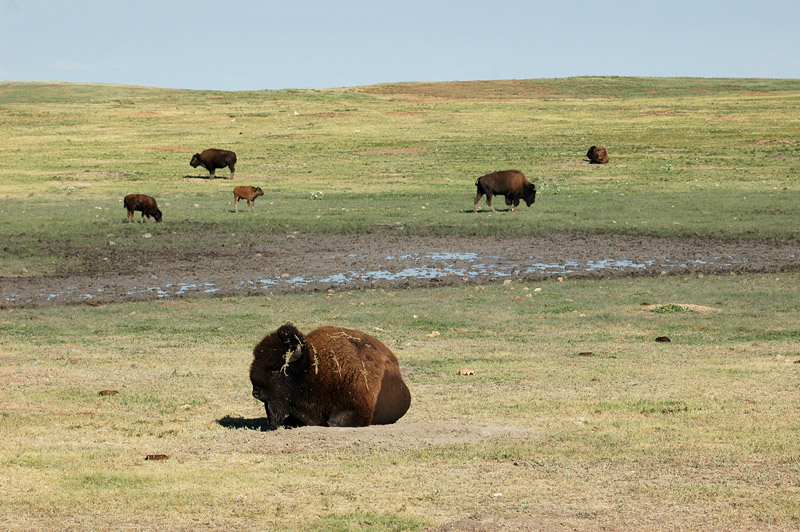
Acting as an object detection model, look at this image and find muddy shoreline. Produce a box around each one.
[2,233,797,308]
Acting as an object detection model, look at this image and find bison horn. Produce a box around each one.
[289,344,303,363]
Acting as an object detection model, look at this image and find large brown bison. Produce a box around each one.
[123,194,162,223]
[190,148,237,179]
[250,323,411,430]
[233,186,264,213]
[587,145,610,164]
[474,170,536,213]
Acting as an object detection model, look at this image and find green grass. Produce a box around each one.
[2,78,800,530]
[2,78,800,275]
[2,273,800,530]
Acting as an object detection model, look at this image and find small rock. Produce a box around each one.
[459,368,476,376]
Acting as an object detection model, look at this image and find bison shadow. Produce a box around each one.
[217,415,271,431]
[461,208,514,214]
[217,415,304,431]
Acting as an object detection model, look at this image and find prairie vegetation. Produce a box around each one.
[1,78,799,530]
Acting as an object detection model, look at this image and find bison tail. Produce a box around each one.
[475,178,486,194]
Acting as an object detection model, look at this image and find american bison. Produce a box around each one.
[250,323,411,430]
[190,148,237,179]
[233,186,264,213]
[474,170,536,213]
[587,145,609,164]
[123,194,162,223]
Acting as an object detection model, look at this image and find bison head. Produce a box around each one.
[153,209,163,223]
[189,153,201,168]
[250,323,308,430]
[254,187,264,197]
[523,182,537,206]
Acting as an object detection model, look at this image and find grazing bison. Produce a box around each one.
[587,145,610,164]
[190,148,237,179]
[123,194,162,223]
[250,323,411,430]
[233,186,264,213]
[474,170,536,213]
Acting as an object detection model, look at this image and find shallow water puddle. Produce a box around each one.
[3,250,752,305]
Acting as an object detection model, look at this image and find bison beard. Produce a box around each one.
[250,323,411,430]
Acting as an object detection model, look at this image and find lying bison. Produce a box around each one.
[587,145,609,164]
[123,193,162,223]
[190,148,237,179]
[474,170,536,213]
[250,323,411,430]
[233,186,264,212]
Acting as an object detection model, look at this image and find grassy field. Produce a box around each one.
[2,273,799,530]
[1,78,800,530]
[1,78,799,276]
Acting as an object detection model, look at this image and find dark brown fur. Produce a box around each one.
[250,323,411,430]
[190,148,237,179]
[123,194,162,223]
[474,170,536,213]
[233,186,264,213]
[587,145,610,164]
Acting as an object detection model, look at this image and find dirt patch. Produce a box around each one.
[641,303,720,313]
[1,233,798,308]
[429,514,603,532]
[308,112,348,119]
[755,139,797,145]
[217,419,533,453]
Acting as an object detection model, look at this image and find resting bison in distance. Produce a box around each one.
[123,194,162,223]
[587,145,610,164]
[474,170,536,213]
[250,323,411,430]
[190,148,237,179]
[233,186,264,212]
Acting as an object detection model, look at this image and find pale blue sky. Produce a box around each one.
[1,0,798,91]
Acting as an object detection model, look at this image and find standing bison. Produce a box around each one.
[123,194,162,223]
[233,186,264,212]
[474,170,536,213]
[190,148,237,179]
[587,145,610,164]
[250,323,411,430]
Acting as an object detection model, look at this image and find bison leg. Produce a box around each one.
[473,191,484,213]
[328,409,371,427]
[234,197,239,212]
[248,199,253,212]
[126,210,133,223]
[228,164,235,179]
[485,193,497,213]
[209,169,215,180]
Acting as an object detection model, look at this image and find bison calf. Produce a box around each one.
[587,145,610,164]
[123,194,162,223]
[250,323,411,430]
[190,148,237,179]
[474,170,536,213]
[233,186,264,212]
